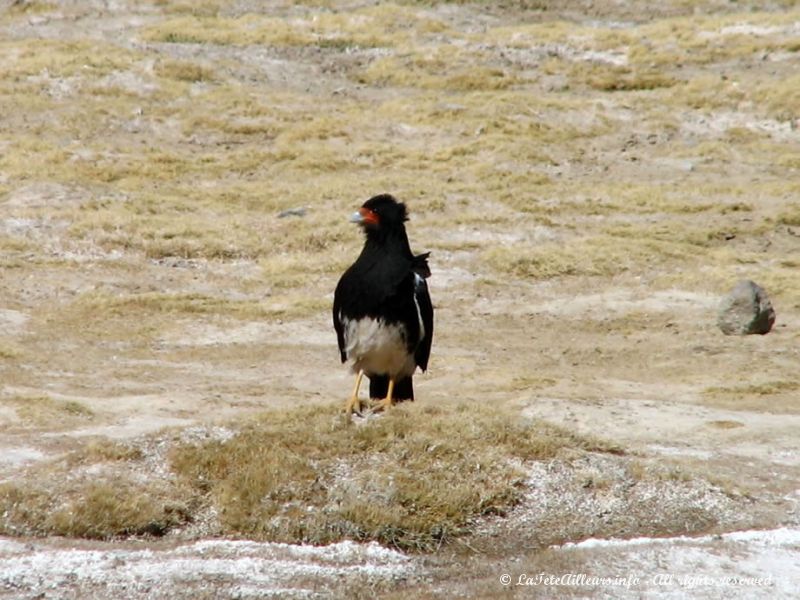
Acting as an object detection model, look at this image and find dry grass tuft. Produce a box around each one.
[67,441,145,465]
[778,206,800,227]
[359,52,519,91]
[706,420,745,430]
[0,438,188,539]
[154,59,216,82]
[45,481,188,538]
[0,343,22,359]
[170,402,618,551]
[576,64,677,92]
[484,233,694,280]
[0,39,139,79]
[0,479,188,539]
[0,403,618,547]
[60,290,328,328]
[702,380,800,413]
[1,394,94,427]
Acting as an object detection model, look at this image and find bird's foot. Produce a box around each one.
[369,397,394,413]
[344,395,366,415]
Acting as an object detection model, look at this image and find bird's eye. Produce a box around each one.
[360,208,380,226]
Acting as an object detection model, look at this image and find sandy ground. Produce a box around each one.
[1,527,798,599]
[0,537,416,599]
[2,0,800,598]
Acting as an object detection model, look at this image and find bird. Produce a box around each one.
[333,194,434,414]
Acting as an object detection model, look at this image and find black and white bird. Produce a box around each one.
[333,194,434,414]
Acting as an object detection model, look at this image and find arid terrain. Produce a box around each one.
[1,0,799,598]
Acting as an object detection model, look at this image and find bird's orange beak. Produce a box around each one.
[350,207,379,226]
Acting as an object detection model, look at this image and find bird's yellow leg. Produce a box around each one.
[344,370,365,414]
[371,378,395,412]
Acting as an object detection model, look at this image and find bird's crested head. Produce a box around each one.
[350,194,408,231]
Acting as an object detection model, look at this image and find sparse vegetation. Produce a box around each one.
[483,233,697,280]
[0,478,189,539]
[702,381,800,413]
[0,343,22,359]
[66,441,145,465]
[1,394,94,427]
[1,0,799,595]
[169,403,618,550]
[0,403,619,547]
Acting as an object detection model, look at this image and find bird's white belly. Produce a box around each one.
[343,317,416,378]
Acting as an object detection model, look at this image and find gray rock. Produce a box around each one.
[278,207,308,218]
[717,280,776,335]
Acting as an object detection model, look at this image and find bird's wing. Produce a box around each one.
[413,273,434,372]
[336,253,414,317]
[333,255,412,363]
[332,284,347,363]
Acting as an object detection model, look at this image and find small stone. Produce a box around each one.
[717,279,776,335]
[278,207,308,218]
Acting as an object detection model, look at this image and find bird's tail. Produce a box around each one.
[369,375,414,402]
[412,252,431,279]
[411,252,431,279]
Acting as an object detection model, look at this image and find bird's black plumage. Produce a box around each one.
[333,194,433,407]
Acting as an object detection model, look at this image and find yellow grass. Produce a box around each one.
[0,402,619,546]
[169,402,619,550]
